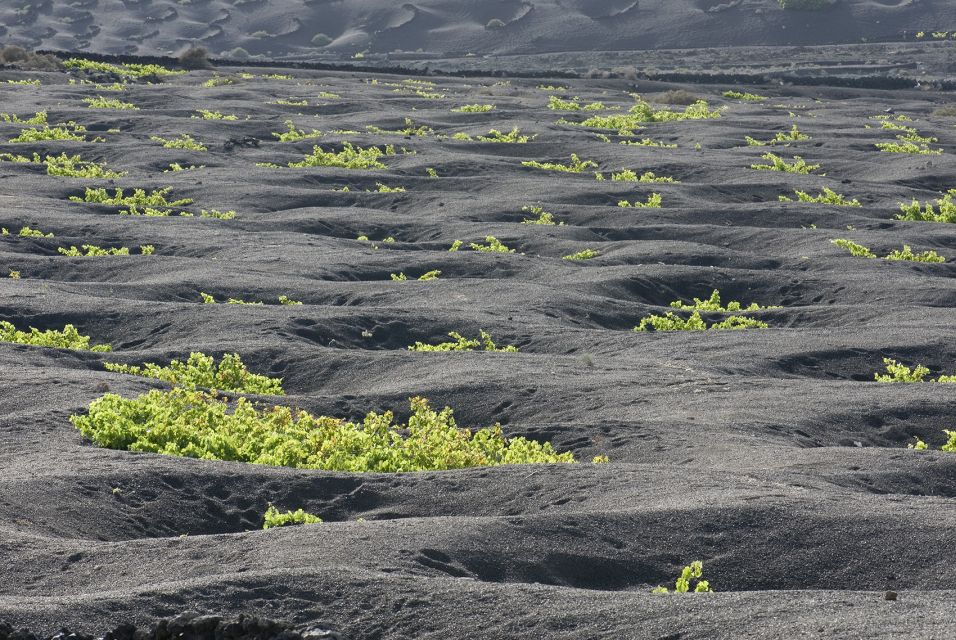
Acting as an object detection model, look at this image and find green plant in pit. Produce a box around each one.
[105,352,284,395]
[875,358,930,383]
[896,191,956,223]
[391,270,441,281]
[366,118,432,137]
[410,331,518,352]
[284,143,390,170]
[84,96,138,110]
[567,100,721,134]
[875,141,942,155]
[779,187,860,207]
[279,296,302,305]
[194,110,238,121]
[71,393,573,471]
[272,120,323,142]
[635,310,768,332]
[747,125,811,147]
[670,290,776,313]
[619,138,677,148]
[723,90,765,101]
[470,236,514,253]
[562,249,599,261]
[0,321,111,352]
[150,134,207,152]
[548,96,604,111]
[885,245,945,263]
[18,226,52,238]
[58,244,136,257]
[618,193,662,208]
[521,205,563,225]
[372,183,405,193]
[63,58,184,78]
[271,97,306,106]
[263,505,322,529]
[71,187,193,208]
[9,125,87,143]
[831,238,876,258]
[652,561,712,593]
[8,271,20,279]
[452,104,495,113]
[522,154,597,173]
[751,153,820,174]
[477,128,532,143]
[1,111,47,125]
[165,163,203,172]
[426,168,439,178]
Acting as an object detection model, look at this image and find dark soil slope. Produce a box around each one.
[1,61,956,638]
[0,0,953,59]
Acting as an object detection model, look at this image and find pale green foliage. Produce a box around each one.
[885,245,945,263]
[618,194,662,208]
[723,90,765,101]
[9,125,87,143]
[105,352,284,395]
[522,154,597,173]
[521,205,563,225]
[831,238,876,258]
[570,100,721,135]
[875,358,931,383]
[779,187,860,207]
[619,138,677,148]
[548,96,604,111]
[875,141,942,155]
[562,249,599,261]
[635,310,768,332]
[84,96,138,110]
[0,321,111,352]
[909,438,928,450]
[70,187,193,208]
[470,236,514,253]
[278,296,303,305]
[71,393,574,472]
[150,134,207,151]
[391,270,441,281]
[410,331,518,352]
[652,561,712,594]
[194,109,238,120]
[670,290,775,313]
[263,505,322,529]
[64,58,184,78]
[0,111,47,125]
[18,226,53,238]
[449,240,464,252]
[58,244,131,257]
[272,120,323,142]
[600,170,677,184]
[372,183,405,193]
[896,191,956,223]
[287,143,390,170]
[366,118,432,137]
[477,128,532,143]
[751,153,820,174]
[452,104,495,113]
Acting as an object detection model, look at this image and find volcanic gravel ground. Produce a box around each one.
[1,64,956,638]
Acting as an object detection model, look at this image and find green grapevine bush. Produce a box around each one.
[105,352,284,395]
[263,505,322,529]
[0,321,110,351]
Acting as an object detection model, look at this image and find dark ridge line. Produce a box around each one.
[33,49,955,90]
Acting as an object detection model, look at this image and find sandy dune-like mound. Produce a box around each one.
[0,0,952,59]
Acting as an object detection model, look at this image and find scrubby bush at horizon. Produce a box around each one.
[635,310,768,332]
[0,321,110,352]
[105,352,283,395]
[64,58,184,79]
[410,331,518,353]
[670,290,776,313]
[875,358,931,383]
[70,392,575,472]
[263,505,322,529]
[652,561,712,593]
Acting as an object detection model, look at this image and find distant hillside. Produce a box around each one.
[1,0,953,59]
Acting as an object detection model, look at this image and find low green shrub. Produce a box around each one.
[105,352,283,395]
[521,205,563,225]
[285,143,390,170]
[522,154,597,173]
[272,120,323,142]
[875,141,942,155]
[896,190,956,223]
[670,290,776,313]
[0,152,129,178]
[885,245,945,263]
[150,134,207,152]
[63,58,184,78]
[58,244,132,257]
[452,104,495,113]
[751,153,820,174]
[469,236,514,253]
[779,187,860,206]
[831,238,876,258]
[723,90,765,101]
[635,310,768,332]
[18,226,52,238]
[9,124,87,143]
[194,109,238,121]
[548,96,604,111]
[0,321,110,351]
[410,331,517,352]
[263,505,321,529]
[597,170,677,184]
[84,96,138,110]
[70,187,193,208]
[0,111,47,125]
[875,358,930,383]
[652,561,712,593]
[618,194,662,208]
[562,249,599,261]
[70,393,574,471]
[477,128,532,143]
